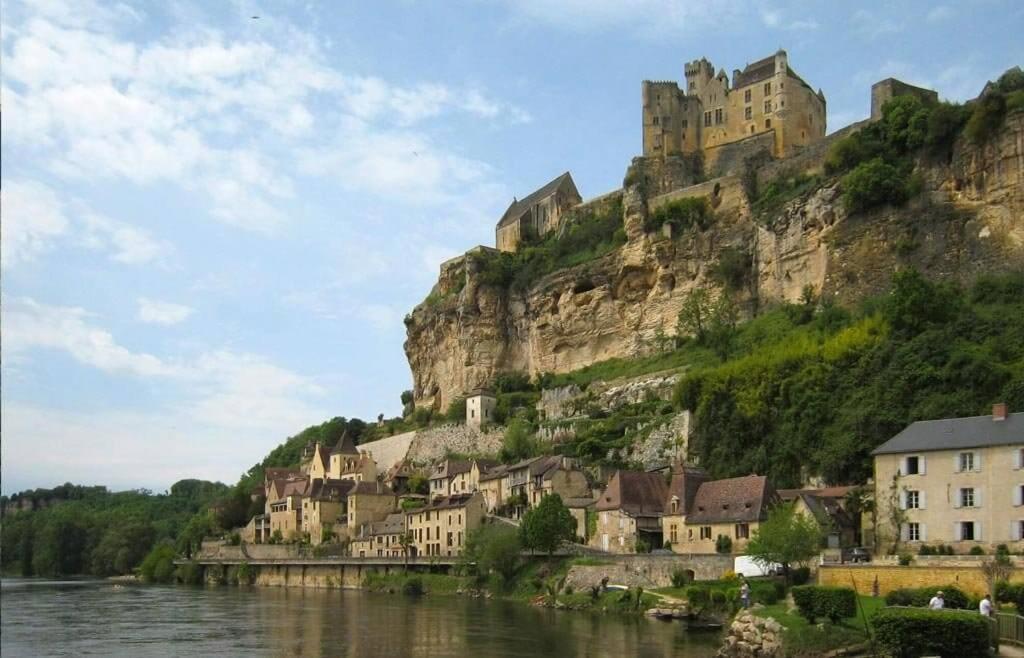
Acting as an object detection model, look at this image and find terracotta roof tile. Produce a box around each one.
[687,475,774,524]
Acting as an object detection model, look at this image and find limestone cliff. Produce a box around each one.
[405,112,1024,409]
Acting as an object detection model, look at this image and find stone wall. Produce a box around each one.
[405,423,504,464]
[718,612,783,658]
[704,131,775,178]
[630,411,690,469]
[818,563,1024,597]
[563,554,732,590]
[626,154,704,198]
[753,119,869,190]
[358,430,417,474]
[648,176,748,224]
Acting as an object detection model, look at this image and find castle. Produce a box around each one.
[642,50,826,159]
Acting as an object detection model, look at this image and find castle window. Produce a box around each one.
[681,119,688,129]
[704,111,711,127]
[714,108,723,124]
[765,119,772,129]
[744,89,751,103]
[744,106,752,120]
[764,82,771,95]
[764,100,771,113]
[652,116,659,125]
[689,81,695,91]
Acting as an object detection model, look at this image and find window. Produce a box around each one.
[959,452,974,472]
[765,119,771,129]
[700,526,712,540]
[735,523,750,539]
[1017,485,1024,506]
[764,100,772,113]
[960,521,975,541]
[905,456,920,475]
[688,81,695,91]
[681,119,688,130]
[906,490,920,509]
[764,82,771,95]
[447,532,453,547]
[670,525,678,543]
[714,108,723,124]
[908,522,920,542]
[670,499,679,514]
[688,528,694,540]
[744,106,752,120]
[961,488,975,508]
[744,89,751,102]
[1018,520,1024,541]
[652,115,659,125]
[704,111,712,127]
[471,409,475,418]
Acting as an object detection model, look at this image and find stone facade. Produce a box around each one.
[871,78,939,121]
[496,172,582,253]
[643,50,826,160]
[406,492,485,557]
[465,391,496,429]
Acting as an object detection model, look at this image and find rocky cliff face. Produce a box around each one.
[405,112,1024,409]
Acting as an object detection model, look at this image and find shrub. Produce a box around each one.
[884,585,970,610]
[898,553,914,566]
[918,544,935,555]
[791,585,857,623]
[965,91,1008,143]
[644,197,711,234]
[872,607,990,658]
[175,561,204,585]
[670,569,692,588]
[139,542,177,584]
[715,534,733,554]
[749,580,783,605]
[969,545,986,556]
[841,158,909,213]
[685,585,709,606]
[790,566,811,586]
[402,575,424,596]
[236,561,253,585]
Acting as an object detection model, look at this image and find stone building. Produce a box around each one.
[679,474,777,554]
[302,478,354,545]
[267,476,309,541]
[870,78,939,121]
[642,50,826,160]
[329,432,377,482]
[406,492,486,557]
[495,172,581,253]
[466,390,496,429]
[872,404,1024,552]
[350,513,407,558]
[593,470,668,553]
[345,481,397,533]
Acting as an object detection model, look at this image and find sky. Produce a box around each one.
[2,0,1022,495]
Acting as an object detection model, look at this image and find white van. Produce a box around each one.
[733,555,782,577]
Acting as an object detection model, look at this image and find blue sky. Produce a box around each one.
[2,0,1021,494]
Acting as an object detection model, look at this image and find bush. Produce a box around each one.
[750,580,784,605]
[884,585,970,610]
[918,544,934,555]
[965,91,1008,143]
[872,607,990,658]
[790,566,811,586]
[969,545,986,556]
[898,553,914,566]
[236,561,253,585]
[644,197,711,234]
[841,158,909,213]
[402,576,424,596]
[670,569,692,588]
[138,542,177,584]
[685,585,709,606]
[791,585,857,623]
[715,534,733,554]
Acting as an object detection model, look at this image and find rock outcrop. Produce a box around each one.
[717,612,784,658]
[405,112,1024,408]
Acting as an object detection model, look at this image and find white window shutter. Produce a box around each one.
[975,452,982,472]
[1017,449,1024,470]
[1013,522,1021,542]
[921,524,928,541]
[954,492,962,509]
[900,457,907,475]
[899,491,907,510]
[954,454,961,473]
[954,522,961,540]
[920,491,927,510]
[977,488,983,508]
[920,456,927,475]
[1015,487,1023,507]
[976,522,983,541]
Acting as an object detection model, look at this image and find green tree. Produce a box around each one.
[841,157,909,213]
[746,503,824,583]
[499,419,537,464]
[706,293,739,360]
[463,524,521,585]
[139,542,177,583]
[520,494,576,556]
[676,288,713,342]
[444,397,467,424]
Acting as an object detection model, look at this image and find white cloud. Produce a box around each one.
[137,298,193,325]
[1,179,69,268]
[760,9,781,27]
[81,213,169,265]
[926,6,954,23]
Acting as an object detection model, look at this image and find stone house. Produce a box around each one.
[384,459,417,494]
[778,486,858,548]
[429,459,472,497]
[350,513,407,558]
[301,442,332,482]
[642,50,826,160]
[302,479,354,545]
[682,475,777,554]
[495,172,582,253]
[466,390,496,429]
[661,464,711,550]
[406,492,486,558]
[872,404,1024,552]
[526,455,590,507]
[478,464,508,512]
[346,481,397,533]
[592,470,668,553]
[268,476,309,541]
[329,432,377,482]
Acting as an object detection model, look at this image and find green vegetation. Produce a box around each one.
[470,196,625,292]
[462,524,522,586]
[751,173,822,219]
[872,607,990,658]
[138,542,177,583]
[1,480,229,578]
[755,595,884,657]
[791,585,857,624]
[745,503,824,582]
[675,270,1024,486]
[499,418,539,463]
[520,494,576,556]
[643,197,711,234]
[363,571,469,595]
[884,585,970,610]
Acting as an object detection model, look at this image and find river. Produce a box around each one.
[1,578,721,657]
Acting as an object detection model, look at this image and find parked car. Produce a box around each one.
[843,547,872,563]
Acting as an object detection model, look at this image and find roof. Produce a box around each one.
[431,459,472,480]
[413,493,479,513]
[733,54,777,88]
[561,496,597,508]
[473,458,500,472]
[496,172,577,229]
[280,477,310,498]
[666,464,711,515]
[349,481,394,496]
[362,512,406,537]
[264,467,302,482]
[331,430,359,456]
[778,485,857,502]
[686,475,774,524]
[870,412,1024,455]
[595,470,668,517]
[309,478,355,501]
[479,464,508,482]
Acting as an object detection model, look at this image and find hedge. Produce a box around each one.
[791,585,857,623]
[884,585,970,610]
[872,608,990,658]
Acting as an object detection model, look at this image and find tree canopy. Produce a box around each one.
[519,494,576,556]
[746,503,824,580]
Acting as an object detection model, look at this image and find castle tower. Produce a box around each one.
[683,58,714,97]
[772,49,789,154]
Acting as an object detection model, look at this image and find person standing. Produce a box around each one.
[740,579,751,609]
[929,591,945,610]
[980,594,994,617]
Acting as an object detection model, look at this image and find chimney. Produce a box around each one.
[993,403,1008,421]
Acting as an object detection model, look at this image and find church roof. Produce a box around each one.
[496,172,576,229]
[331,430,359,456]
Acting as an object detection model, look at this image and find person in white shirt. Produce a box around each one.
[980,594,993,617]
[928,591,945,610]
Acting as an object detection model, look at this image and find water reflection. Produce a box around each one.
[1,579,719,658]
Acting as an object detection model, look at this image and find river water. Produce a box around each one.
[1,578,721,657]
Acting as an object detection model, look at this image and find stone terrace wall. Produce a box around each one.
[564,554,732,590]
[406,424,504,464]
[358,430,417,474]
[754,119,869,189]
[819,563,1024,598]
[705,131,775,178]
